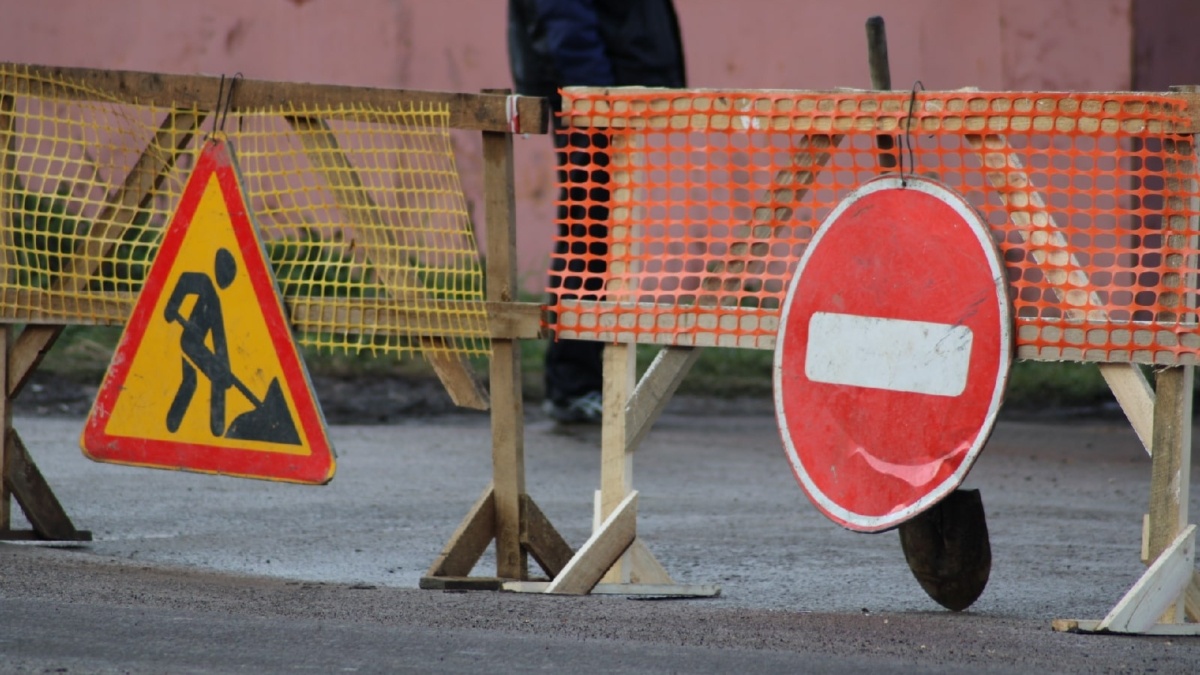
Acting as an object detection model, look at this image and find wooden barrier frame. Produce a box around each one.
[0,66,562,569]
[4,65,1197,628]
[526,85,1200,626]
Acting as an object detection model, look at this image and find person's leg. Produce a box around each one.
[544,115,609,419]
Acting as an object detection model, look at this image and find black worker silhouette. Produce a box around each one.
[163,247,300,446]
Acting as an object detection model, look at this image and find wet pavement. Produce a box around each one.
[3,409,1200,672]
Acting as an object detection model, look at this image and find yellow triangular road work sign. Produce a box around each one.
[82,138,335,484]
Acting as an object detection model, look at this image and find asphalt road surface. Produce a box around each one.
[3,405,1200,673]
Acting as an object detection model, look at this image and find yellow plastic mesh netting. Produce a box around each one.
[549,87,1200,366]
[0,64,488,357]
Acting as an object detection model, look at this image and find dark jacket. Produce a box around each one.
[508,0,686,108]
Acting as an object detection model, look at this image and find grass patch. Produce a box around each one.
[34,324,1138,413]
[1003,360,1118,411]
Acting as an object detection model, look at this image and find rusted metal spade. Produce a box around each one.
[897,488,992,611]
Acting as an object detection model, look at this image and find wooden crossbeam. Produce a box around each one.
[286,114,488,411]
[624,346,700,453]
[0,291,544,341]
[55,110,204,294]
[5,63,549,135]
[561,87,1190,135]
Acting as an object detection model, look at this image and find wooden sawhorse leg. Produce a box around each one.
[1055,364,1199,634]
[532,343,718,597]
[0,324,91,542]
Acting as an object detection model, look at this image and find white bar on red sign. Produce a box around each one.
[804,312,973,397]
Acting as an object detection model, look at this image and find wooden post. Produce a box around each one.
[1146,365,1194,623]
[0,325,10,530]
[0,90,13,531]
[599,341,637,583]
[1144,99,1200,623]
[482,90,527,580]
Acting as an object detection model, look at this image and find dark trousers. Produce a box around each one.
[544,115,610,404]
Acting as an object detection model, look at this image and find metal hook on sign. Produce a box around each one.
[900,80,925,187]
[209,72,244,141]
[218,72,243,136]
[206,74,227,143]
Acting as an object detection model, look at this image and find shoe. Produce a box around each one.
[542,390,604,424]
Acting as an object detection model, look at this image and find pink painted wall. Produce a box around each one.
[0,0,1186,291]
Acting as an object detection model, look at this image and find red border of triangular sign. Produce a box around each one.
[81,138,336,485]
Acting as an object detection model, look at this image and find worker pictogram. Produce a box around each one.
[82,138,335,484]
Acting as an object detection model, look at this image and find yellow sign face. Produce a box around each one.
[82,139,335,484]
[106,175,308,452]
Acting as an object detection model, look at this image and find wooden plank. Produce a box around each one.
[418,577,504,591]
[504,581,720,597]
[693,134,840,302]
[557,300,1200,365]
[1098,525,1196,633]
[1053,618,1200,636]
[519,494,574,579]
[590,490,673,584]
[0,326,10,529]
[965,134,1104,324]
[7,325,62,399]
[1146,365,1195,623]
[562,87,1184,136]
[544,491,638,595]
[600,342,637,584]
[0,291,542,340]
[1098,363,1155,454]
[627,538,674,585]
[286,114,487,410]
[7,63,550,135]
[1147,366,1194,555]
[55,110,203,294]
[423,483,494,578]
[625,346,700,454]
[1173,90,1200,135]
[481,124,527,580]
[0,93,15,288]
[1186,570,1200,622]
[486,301,545,340]
[3,430,90,541]
[424,351,488,411]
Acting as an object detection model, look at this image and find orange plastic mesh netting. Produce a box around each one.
[546,87,1200,366]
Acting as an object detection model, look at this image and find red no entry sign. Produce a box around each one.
[774,175,1011,532]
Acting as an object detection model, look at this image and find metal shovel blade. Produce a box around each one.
[898,488,992,611]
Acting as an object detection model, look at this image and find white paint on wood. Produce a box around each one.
[1099,524,1195,633]
[544,491,638,595]
[1053,619,1200,636]
[805,312,973,396]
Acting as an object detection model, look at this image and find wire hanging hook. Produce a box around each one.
[206,74,227,143]
[217,72,243,137]
[208,72,243,142]
[899,80,925,187]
